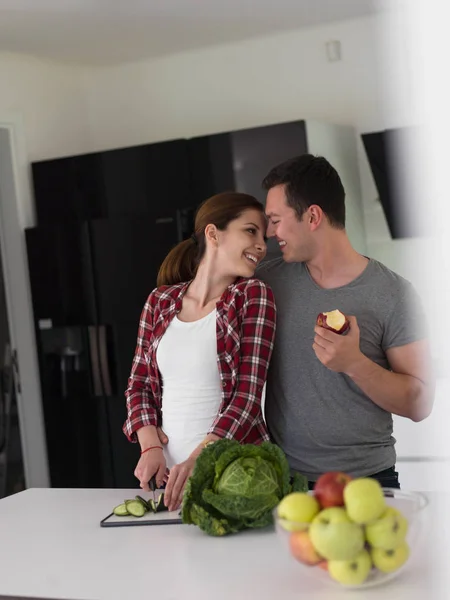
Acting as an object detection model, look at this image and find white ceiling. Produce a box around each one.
[0,0,387,66]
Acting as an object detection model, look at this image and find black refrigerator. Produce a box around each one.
[26,139,194,489]
[25,215,194,489]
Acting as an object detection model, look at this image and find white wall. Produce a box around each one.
[0,53,90,227]
[0,54,89,162]
[82,16,386,151]
[305,120,367,255]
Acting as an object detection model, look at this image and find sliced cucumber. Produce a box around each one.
[125,500,146,517]
[112,494,169,518]
[155,493,168,513]
[113,503,129,516]
[135,495,150,512]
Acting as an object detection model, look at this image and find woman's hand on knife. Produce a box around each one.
[134,448,166,490]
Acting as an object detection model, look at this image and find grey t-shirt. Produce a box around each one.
[256,258,427,481]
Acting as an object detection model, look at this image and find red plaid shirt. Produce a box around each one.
[123,278,276,445]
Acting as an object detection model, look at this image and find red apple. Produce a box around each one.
[289,530,323,566]
[316,310,350,335]
[317,561,329,571]
[314,471,353,508]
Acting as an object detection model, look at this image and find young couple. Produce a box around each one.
[123,154,435,511]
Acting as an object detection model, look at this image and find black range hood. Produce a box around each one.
[361,127,425,239]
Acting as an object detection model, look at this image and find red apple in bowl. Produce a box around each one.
[289,530,323,566]
[314,471,353,508]
[316,310,350,335]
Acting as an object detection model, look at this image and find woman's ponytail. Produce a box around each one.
[156,237,199,286]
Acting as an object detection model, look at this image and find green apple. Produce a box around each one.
[309,507,364,560]
[277,493,320,531]
[328,549,372,586]
[343,478,386,524]
[371,541,410,573]
[365,506,408,550]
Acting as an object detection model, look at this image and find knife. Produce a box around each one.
[148,475,157,505]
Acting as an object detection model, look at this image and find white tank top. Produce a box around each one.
[156,309,222,468]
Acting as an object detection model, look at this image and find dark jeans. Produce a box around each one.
[307,466,401,491]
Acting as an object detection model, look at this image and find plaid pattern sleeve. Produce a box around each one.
[123,291,160,442]
[209,279,277,442]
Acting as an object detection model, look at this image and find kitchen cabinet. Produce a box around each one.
[31,139,190,225]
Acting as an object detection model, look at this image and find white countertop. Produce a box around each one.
[0,488,449,600]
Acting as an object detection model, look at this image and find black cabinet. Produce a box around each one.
[31,154,105,225]
[231,121,308,201]
[188,134,236,206]
[25,223,94,326]
[188,121,308,205]
[99,140,191,217]
[32,139,190,226]
[25,216,181,327]
[89,215,179,327]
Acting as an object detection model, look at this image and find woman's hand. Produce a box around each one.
[164,455,197,511]
[134,448,167,491]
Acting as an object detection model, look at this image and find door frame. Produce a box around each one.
[0,115,49,488]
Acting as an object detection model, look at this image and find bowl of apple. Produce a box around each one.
[274,472,428,589]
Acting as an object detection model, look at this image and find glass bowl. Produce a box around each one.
[273,489,429,590]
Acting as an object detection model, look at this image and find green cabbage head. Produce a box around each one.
[181,439,307,536]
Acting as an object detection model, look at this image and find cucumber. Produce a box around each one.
[113,503,129,516]
[135,495,150,512]
[112,495,167,518]
[125,500,146,517]
[155,493,168,513]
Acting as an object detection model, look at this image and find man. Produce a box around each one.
[256,154,435,489]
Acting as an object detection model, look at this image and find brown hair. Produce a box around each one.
[157,192,264,287]
[262,154,346,228]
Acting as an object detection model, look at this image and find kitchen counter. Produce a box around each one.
[0,488,448,600]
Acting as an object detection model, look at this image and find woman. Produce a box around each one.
[123,192,276,511]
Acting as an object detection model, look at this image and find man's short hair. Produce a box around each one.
[262,154,346,228]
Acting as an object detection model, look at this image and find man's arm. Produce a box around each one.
[346,339,435,422]
[313,316,435,422]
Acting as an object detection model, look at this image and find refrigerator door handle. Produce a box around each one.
[98,325,113,397]
[88,326,103,397]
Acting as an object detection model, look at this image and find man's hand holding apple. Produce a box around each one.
[313,314,365,375]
